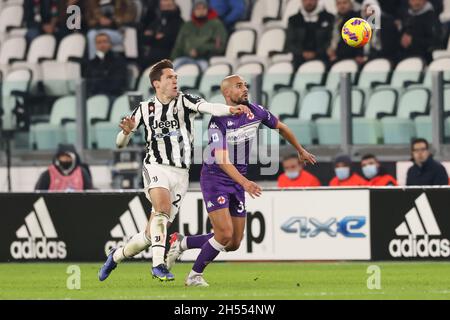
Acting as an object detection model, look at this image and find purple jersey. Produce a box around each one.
[200,103,278,215]
[202,102,279,179]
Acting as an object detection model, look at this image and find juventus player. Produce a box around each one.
[98,60,250,282]
[166,75,316,286]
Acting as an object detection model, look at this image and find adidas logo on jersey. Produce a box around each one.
[105,196,152,259]
[389,193,450,258]
[10,198,67,260]
[152,119,180,130]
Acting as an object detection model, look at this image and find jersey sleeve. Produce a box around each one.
[182,93,205,114]
[130,103,144,132]
[208,117,228,151]
[258,105,279,129]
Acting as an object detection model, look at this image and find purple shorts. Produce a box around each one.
[200,170,246,217]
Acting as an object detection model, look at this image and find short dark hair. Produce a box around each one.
[149,59,174,89]
[361,154,377,162]
[411,138,429,150]
[282,154,300,163]
[95,32,111,41]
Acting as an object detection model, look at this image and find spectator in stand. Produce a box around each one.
[171,0,227,71]
[85,0,136,59]
[327,0,363,64]
[356,0,400,63]
[24,0,59,42]
[35,144,93,191]
[84,33,127,97]
[278,154,321,187]
[399,0,442,63]
[209,0,246,31]
[329,155,367,186]
[285,0,334,68]
[360,154,398,186]
[406,138,449,185]
[139,0,184,69]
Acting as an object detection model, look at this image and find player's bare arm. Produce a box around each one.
[276,121,317,166]
[215,149,262,199]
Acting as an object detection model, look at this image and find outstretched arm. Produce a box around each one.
[196,102,251,117]
[116,116,136,148]
[215,149,262,198]
[276,121,317,165]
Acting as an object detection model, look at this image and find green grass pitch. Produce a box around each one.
[1,262,449,299]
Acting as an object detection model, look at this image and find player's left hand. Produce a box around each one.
[298,148,317,166]
[230,104,251,115]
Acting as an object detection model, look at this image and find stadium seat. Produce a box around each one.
[314,59,358,93]
[352,89,398,144]
[282,90,331,145]
[122,27,138,59]
[29,95,77,150]
[1,68,31,130]
[41,33,86,96]
[94,95,131,149]
[209,29,257,68]
[136,66,153,98]
[198,63,232,99]
[175,0,192,21]
[412,58,450,89]
[208,93,226,104]
[262,62,293,103]
[235,0,282,34]
[269,89,299,119]
[64,95,110,148]
[316,89,365,145]
[239,28,286,67]
[264,0,300,29]
[126,63,140,91]
[356,58,391,92]
[376,57,424,91]
[235,62,264,92]
[381,88,430,144]
[290,60,326,97]
[10,35,57,91]
[175,63,201,91]
[0,36,26,76]
[0,5,23,43]
[414,88,450,141]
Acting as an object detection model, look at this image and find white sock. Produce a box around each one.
[189,270,202,278]
[113,231,152,263]
[180,236,188,251]
[150,212,169,267]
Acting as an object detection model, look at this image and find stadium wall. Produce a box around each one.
[0,188,449,262]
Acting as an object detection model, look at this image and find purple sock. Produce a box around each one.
[192,238,222,273]
[186,233,214,249]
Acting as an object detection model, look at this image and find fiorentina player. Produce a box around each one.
[167,75,316,286]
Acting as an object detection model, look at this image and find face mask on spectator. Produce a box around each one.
[362,164,378,179]
[335,167,350,180]
[286,170,300,180]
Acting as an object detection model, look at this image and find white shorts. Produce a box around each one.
[142,163,189,222]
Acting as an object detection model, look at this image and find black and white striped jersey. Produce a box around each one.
[129,92,204,169]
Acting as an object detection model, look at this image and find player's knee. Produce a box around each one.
[216,229,233,244]
[226,241,241,252]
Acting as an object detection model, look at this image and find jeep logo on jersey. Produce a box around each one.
[151,119,180,130]
[10,197,67,260]
[389,193,450,258]
[105,196,152,259]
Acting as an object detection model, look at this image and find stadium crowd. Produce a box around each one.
[15,0,450,95]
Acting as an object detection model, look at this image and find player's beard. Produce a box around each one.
[231,95,249,105]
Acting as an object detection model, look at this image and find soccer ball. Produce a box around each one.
[341,18,372,48]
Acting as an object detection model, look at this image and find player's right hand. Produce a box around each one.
[119,116,135,135]
[230,104,251,115]
[243,180,262,198]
